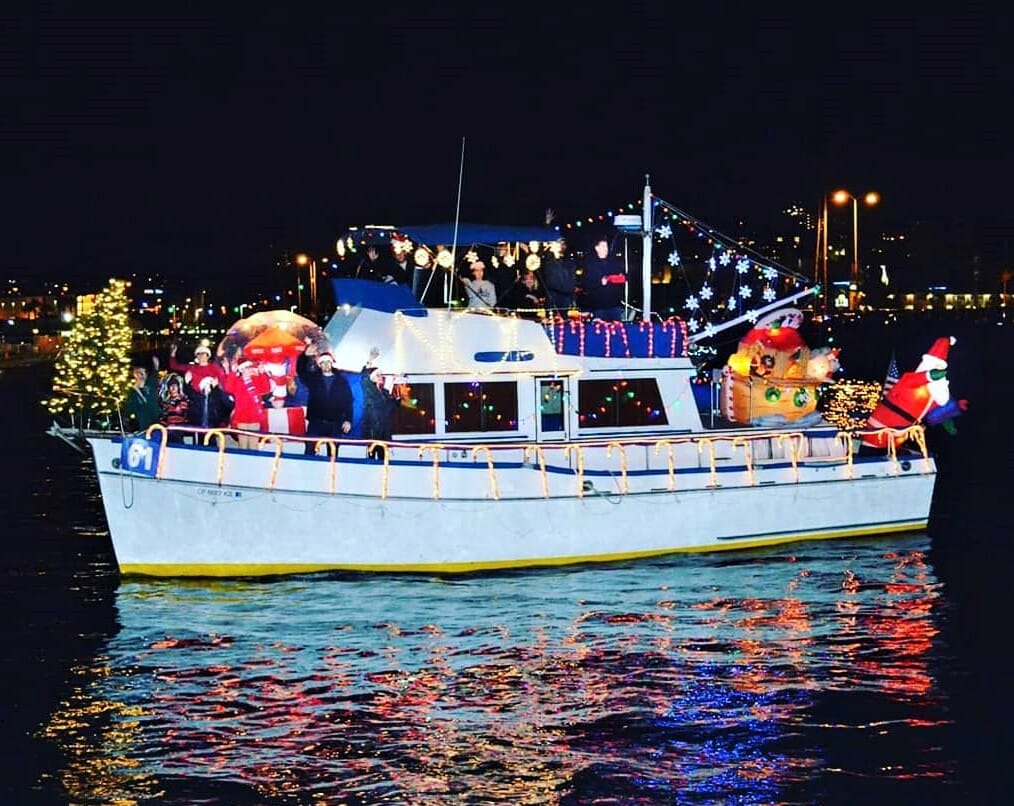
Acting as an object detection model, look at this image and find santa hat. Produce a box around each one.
[316,351,335,366]
[920,337,955,371]
[194,339,212,356]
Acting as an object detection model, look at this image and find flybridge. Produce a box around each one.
[335,177,817,340]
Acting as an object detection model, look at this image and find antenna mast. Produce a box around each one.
[445,137,466,306]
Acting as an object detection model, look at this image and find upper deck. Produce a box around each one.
[323,279,691,377]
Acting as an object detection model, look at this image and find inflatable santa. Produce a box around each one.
[861,336,955,449]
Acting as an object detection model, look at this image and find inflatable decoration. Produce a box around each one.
[862,336,960,449]
[214,310,325,438]
[720,308,829,427]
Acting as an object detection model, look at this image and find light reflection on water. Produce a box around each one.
[40,536,956,804]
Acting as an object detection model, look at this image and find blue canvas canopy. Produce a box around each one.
[329,278,426,316]
[396,223,560,246]
[339,223,560,249]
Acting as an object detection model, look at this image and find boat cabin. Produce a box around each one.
[322,279,705,446]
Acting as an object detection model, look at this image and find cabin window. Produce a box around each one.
[577,378,669,428]
[390,382,436,435]
[444,381,518,433]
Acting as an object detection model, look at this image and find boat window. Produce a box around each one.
[390,382,436,435]
[577,378,669,428]
[539,379,564,432]
[444,381,518,433]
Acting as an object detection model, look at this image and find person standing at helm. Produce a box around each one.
[578,235,626,321]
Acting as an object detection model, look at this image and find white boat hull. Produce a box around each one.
[89,436,935,576]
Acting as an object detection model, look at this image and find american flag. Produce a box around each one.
[883,352,900,394]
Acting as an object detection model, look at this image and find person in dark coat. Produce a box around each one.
[184,375,234,430]
[500,268,546,317]
[124,360,162,431]
[578,235,626,321]
[541,237,577,314]
[355,246,390,282]
[359,347,400,461]
[297,345,354,455]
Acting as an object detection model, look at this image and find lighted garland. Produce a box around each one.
[820,380,883,431]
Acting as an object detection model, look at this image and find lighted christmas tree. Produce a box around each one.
[45,278,134,429]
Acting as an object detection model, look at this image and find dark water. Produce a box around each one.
[1,318,1009,804]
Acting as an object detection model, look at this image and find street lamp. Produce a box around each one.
[831,189,879,311]
[294,253,317,317]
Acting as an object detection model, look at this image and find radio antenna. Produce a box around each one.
[444,137,466,306]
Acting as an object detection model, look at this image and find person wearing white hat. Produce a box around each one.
[183,371,234,430]
[296,341,353,455]
[169,338,226,395]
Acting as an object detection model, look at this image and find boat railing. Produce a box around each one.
[138,423,932,497]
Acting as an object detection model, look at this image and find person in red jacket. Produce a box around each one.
[169,338,227,394]
[221,356,270,449]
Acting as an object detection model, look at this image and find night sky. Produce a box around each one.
[5,4,1012,296]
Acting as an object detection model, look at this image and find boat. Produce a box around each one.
[71,180,943,577]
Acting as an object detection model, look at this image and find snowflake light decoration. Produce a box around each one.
[636,194,815,337]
